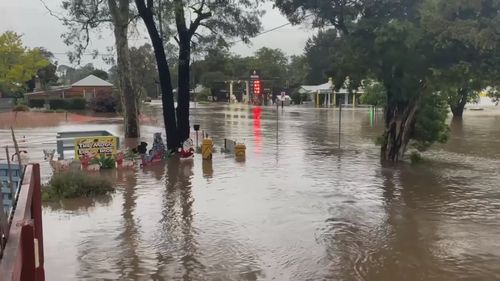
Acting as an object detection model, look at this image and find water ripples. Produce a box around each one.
[22,105,500,280]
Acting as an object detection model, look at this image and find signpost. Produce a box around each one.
[250,70,262,105]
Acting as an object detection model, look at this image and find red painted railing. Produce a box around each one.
[0,164,44,281]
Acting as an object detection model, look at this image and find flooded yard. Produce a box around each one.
[1,105,500,280]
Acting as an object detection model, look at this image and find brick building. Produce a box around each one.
[26,75,114,102]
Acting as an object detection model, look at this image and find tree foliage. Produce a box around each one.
[0,31,49,94]
[251,47,288,84]
[25,47,59,91]
[58,0,140,137]
[57,63,108,84]
[421,0,500,117]
[360,81,387,108]
[128,44,159,99]
[275,0,447,162]
[303,29,336,84]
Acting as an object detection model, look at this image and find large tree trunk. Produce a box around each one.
[449,88,468,118]
[109,0,139,138]
[135,0,179,150]
[381,101,419,162]
[176,39,191,143]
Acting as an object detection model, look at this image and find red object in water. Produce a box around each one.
[80,155,90,168]
[115,152,124,166]
[180,148,194,159]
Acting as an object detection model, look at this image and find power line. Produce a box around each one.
[229,14,314,44]
[50,15,314,56]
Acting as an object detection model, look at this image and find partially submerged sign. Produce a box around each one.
[74,136,118,159]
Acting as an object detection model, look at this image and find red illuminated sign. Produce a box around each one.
[253,80,261,95]
[250,70,262,98]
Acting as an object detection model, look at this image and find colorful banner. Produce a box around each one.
[74,136,118,160]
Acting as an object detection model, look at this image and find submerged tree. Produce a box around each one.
[421,0,500,118]
[54,0,140,137]
[167,0,263,141]
[275,0,449,162]
[135,0,178,149]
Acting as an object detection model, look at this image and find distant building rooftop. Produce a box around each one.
[72,75,113,87]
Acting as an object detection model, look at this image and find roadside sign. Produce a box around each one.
[74,136,118,159]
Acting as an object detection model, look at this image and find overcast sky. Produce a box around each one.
[0,0,316,70]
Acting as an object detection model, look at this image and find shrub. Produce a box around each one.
[48,99,67,110]
[42,171,114,201]
[290,91,310,105]
[410,151,424,164]
[28,99,45,108]
[89,94,117,112]
[48,98,86,110]
[12,105,30,112]
[70,98,87,110]
[196,89,211,102]
[90,155,116,169]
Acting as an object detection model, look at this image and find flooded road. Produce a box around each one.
[2,105,500,280]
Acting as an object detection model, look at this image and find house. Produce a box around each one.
[26,75,114,102]
[298,78,364,107]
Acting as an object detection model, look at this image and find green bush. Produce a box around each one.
[88,95,117,112]
[12,105,30,112]
[28,99,45,108]
[90,155,116,169]
[71,98,87,110]
[42,171,114,201]
[48,98,86,110]
[290,91,310,104]
[48,99,66,109]
[196,89,211,102]
[410,151,424,164]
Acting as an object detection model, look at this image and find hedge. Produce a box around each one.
[28,99,45,108]
[28,99,87,110]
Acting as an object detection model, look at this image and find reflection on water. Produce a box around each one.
[3,105,500,280]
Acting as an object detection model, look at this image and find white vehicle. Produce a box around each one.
[276,94,292,106]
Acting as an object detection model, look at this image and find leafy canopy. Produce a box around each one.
[0,31,49,94]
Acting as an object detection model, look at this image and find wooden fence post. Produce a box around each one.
[19,223,35,281]
[31,164,44,281]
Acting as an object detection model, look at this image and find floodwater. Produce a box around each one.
[2,104,500,281]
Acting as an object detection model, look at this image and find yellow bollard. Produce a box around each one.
[201,138,213,160]
[234,143,246,158]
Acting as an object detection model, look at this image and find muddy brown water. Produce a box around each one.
[1,104,500,281]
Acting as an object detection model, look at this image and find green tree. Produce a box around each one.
[250,47,288,85]
[26,47,59,91]
[0,31,49,95]
[421,0,500,117]
[167,0,264,142]
[59,0,140,138]
[360,81,387,108]
[57,63,108,84]
[135,0,179,149]
[303,29,336,84]
[275,0,449,162]
[129,44,158,99]
[91,69,109,81]
[136,0,264,147]
[287,55,309,88]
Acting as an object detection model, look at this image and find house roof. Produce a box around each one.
[72,75,113,87]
